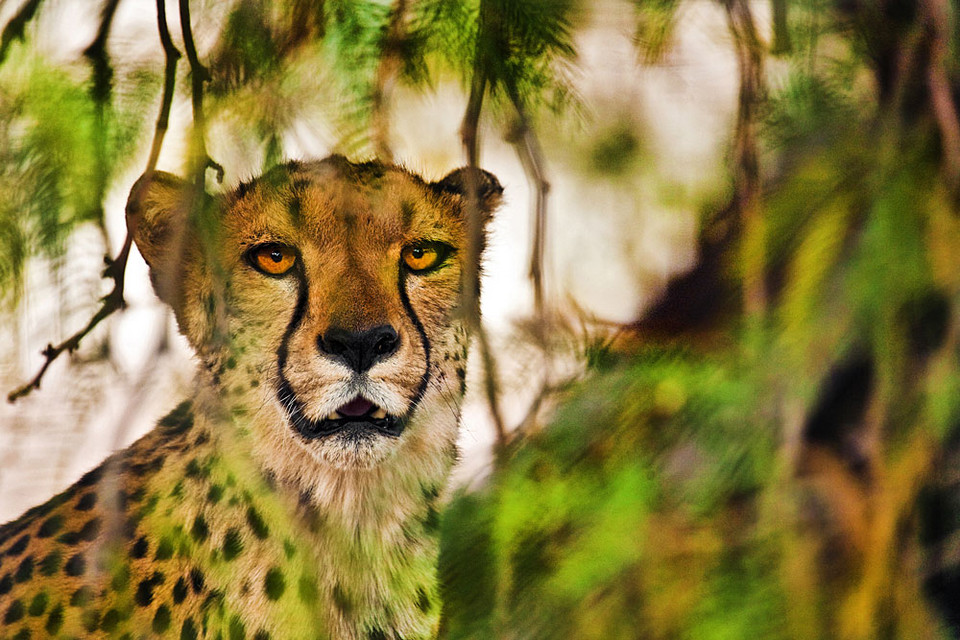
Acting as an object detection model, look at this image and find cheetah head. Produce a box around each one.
[126,156,501,473]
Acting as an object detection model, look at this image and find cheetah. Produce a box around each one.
[0,156,502,639]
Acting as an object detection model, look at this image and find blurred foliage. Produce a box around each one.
[2,0,960,638]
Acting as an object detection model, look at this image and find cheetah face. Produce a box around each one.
[127,156,501,471]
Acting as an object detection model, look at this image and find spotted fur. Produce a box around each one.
[0,156,501,639]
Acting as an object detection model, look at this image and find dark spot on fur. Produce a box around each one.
[75,492,97,511]
[153,604,172,633]
[181,617,199,640]
[4,598,25,623]
[57,530,81,545]
[45,603,64,634]
[174,576,188,603]
[264,567,285,600]
[131,535,149,558]
[28,591,48,616]
[416,587,431,613]
[223,528,244,560]
[70,585,94,607]
[128,487,146,502]
[254,630,270,640]
[82,608,100,632]
[135,571,164,607]
[246,506,269,539]
[39,550,61,576]
[79,517,102,541]
[332,583,352,614]
[191,515,210,542]
[100,607,121,632]
[159,400,195,434]
[14,555,33,582]
[368,628,387,640]
[155,537,174,560]
[64,552,85,577]
[194,431,210,446]
[230,614,246,640]
[0,572,11,594]
[185,458,202,478]
[283,539,295,559]
[37,514,64,537]
[190,567,206,593]
[207,484,224,504]
[12,628,29,640]
[6,534,29,557]
[77,465,104,487]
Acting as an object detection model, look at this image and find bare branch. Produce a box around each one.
[460,5,508,451]
[721,0,767,317]
[371,0,407,161]
[8,0,181,403]
[179,0,219,187]
[923,0,960,193]
[504,82,550,321]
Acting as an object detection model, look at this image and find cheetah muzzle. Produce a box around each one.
[0,155,502,640]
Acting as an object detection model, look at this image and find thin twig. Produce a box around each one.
[460,1,508,451]
[721,0,766,317]
[923,0,960,193]
[371,0,407,161]
[179,0,223,186]
[504,82,550,321]
[8,0,181,403]
[83,0,121,241]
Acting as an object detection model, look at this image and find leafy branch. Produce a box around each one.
[8,0,183,403]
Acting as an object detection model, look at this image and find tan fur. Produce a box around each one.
[0,156,501,639]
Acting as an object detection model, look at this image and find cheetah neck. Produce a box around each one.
[137,381,457,639]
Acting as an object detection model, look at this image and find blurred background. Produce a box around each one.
[1,0,959,638]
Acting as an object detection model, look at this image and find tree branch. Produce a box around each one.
[923,0,960,194]
[8,0,181,403]
[179,0,222,186]
[371,0,407,161]
[460,3,507,451]
[721,0,766,317]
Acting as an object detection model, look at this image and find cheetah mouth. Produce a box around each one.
[285,394,405,440]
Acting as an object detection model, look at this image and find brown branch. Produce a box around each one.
[504,82,550,320]
[0,0,43,64]
[371,0,407,161]
[8,0,181,403]
[923,0,960,194]
[721,0,766,317]
[460,5,507,452]
[178,0,220,187]
[770,0,790,55]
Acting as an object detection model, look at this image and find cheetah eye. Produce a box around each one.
[401,242,452,273]
[247,243,297,276]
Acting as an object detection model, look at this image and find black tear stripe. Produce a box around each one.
[273,262,432,440]
[397,270,432,410]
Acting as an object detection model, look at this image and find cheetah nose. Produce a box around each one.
[317,325,400,372]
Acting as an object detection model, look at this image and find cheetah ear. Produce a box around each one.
[125,171,199,311]
[430,167,504,218]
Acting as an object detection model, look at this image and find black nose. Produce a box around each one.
[317,325,400,372]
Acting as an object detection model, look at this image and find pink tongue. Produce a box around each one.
[339,397,375,417]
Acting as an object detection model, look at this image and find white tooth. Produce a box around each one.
[371,408,387,419]
[327,411,341,420]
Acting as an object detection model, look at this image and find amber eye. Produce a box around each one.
[249,244,297,276]
[402,243,450,273]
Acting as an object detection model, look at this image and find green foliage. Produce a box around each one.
[0,44,142,305]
